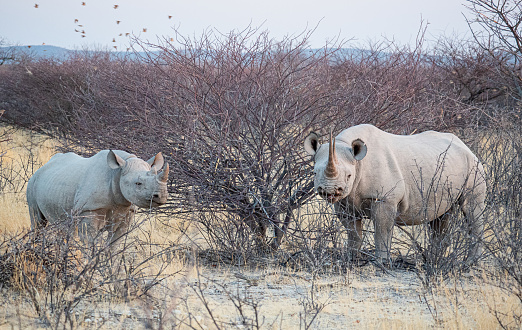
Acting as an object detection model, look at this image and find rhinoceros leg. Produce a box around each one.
[28,202,48,229]
[428,211,451,252]
[108,206,135,246]
[335,202,363,260]
[371,201,396,264]
[461,193,485,265]
[76,210,107,244]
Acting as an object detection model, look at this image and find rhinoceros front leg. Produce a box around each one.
[108,206,136,247]
[371,201,396,264]
[335,202,362,260]
[76,209,108,245]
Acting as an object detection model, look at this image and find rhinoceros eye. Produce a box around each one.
[136,182,142,186]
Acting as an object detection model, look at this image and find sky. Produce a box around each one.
[0,0,473,50]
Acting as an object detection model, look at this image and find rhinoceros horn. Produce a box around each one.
[325,129,338,178]
[158,163,169,182]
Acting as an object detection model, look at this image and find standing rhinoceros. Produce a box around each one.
[26,150,169,243]
[304,124,486,264]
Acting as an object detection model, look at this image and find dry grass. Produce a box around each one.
[0,125,56,234]
[0,263,515,329]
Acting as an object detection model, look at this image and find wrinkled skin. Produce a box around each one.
[304,124,486,265]
[27,150,169,244]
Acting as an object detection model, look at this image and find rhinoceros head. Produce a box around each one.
[107,151,169,208]
[304,130,367,203]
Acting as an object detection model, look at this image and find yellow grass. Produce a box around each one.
[0,125,57,234]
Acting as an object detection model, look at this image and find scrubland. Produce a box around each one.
[1,3,522,327]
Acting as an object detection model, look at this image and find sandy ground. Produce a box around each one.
[0,261,512,329]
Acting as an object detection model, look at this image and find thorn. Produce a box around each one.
[74,19,78,23]
[116,20,121,24]
[82,2,86,6]
[142,28,147,32]
[114,4,118,9]
[112,38,116,42]
[119,33,122,36]
[34,4,39,8]
[81,35,86,38]
[113,46,117,49]
[168,15,172,19]
[125,33,130,36]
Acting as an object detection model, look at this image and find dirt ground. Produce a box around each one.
[0,260,513,329]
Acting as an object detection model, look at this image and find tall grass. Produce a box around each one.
[0,125,56,233]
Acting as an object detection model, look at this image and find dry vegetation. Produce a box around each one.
[1,1,522,328]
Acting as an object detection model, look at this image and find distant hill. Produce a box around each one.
[0,45,145,61]
[1,45,389,63]
[1,45,72,59]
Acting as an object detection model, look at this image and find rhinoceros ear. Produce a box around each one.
[351,139,367,161]
[107,150,126,169]
[147,152,165,172]
[304,132,320,156]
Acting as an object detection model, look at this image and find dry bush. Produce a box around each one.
[0,214,186,328]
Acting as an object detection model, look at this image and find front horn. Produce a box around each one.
[324,129,338,178]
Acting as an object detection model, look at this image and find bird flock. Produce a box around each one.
[32,2,175,50]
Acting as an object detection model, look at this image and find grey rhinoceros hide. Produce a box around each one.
[26,149,169,243]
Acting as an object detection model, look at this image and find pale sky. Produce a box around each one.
[0,0,472,50]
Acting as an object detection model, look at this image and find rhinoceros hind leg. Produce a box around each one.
[461,194,485,265]
[29,204,48,229]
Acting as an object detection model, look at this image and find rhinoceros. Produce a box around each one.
[304,124,486,264]
[26,150,169,243]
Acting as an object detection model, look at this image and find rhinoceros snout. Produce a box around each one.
[317,186,344,202]
[152,193,167,205]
